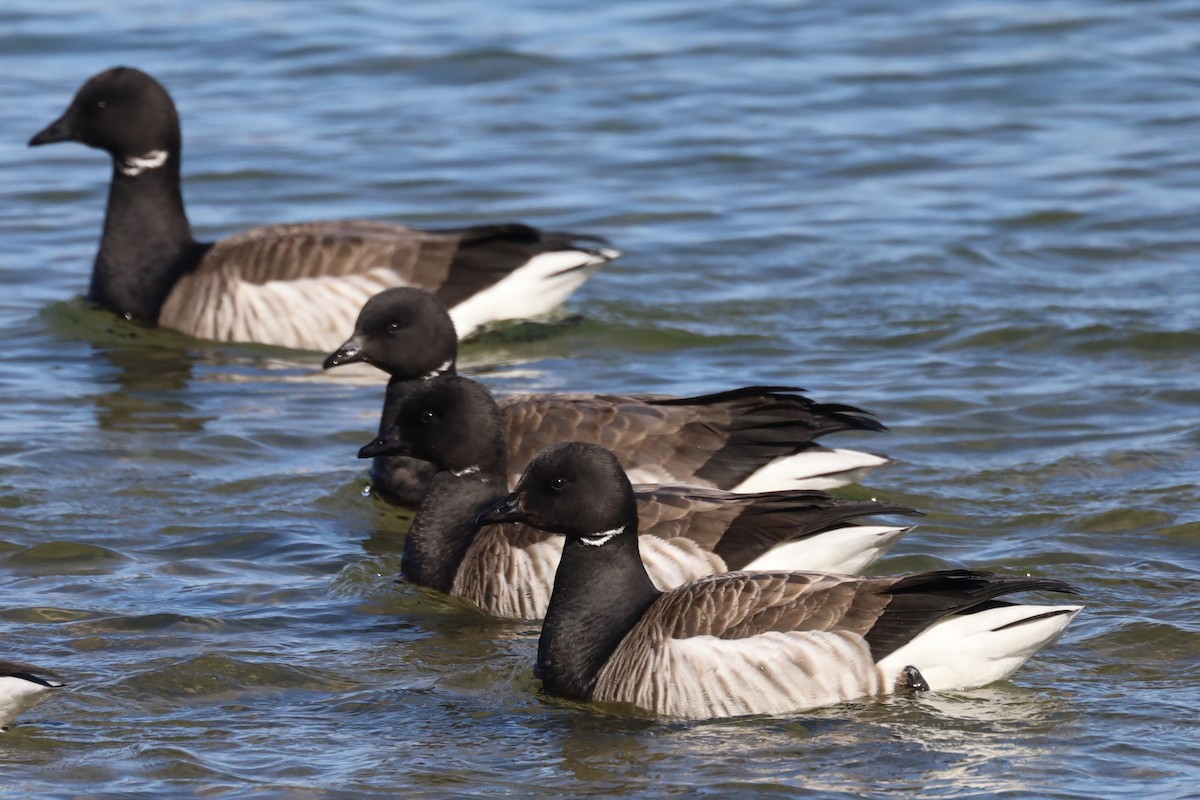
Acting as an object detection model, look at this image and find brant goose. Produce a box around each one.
[330,287,890,506]
[478,442,1083,720]
[0,660,64,729]
[359,375,916,619]
[28,67,618,350]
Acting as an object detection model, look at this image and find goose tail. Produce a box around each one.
[448,245,619,337]
[877,602,1083,693]
[730,448,891,493]
[742,524,914,574]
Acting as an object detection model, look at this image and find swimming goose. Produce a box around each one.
[362,375,917,619]
[28,67,618,350]
[477,442,1083,720]
[329,287,890,506]
[0,660,65,729]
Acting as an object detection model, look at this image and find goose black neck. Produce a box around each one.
[402,470,508,592]
[372,378,433,507]
[537,531,661,701]
[380,376,415,435]
[90,154,208,322]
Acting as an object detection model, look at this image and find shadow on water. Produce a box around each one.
[35,298,361,434]
[501,686,1088,797]
[530,686,1108,796]
[38,299,207,433]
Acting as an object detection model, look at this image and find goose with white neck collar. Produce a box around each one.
[478,442,1084,720]
[29,67,618,350]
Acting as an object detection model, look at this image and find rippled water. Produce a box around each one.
[1,0,1198,796]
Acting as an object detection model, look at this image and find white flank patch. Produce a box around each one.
[454,531,563,619]
[877,603,1083,693]
[602,629,881,720]
[500,537,564,619]
[0,675,60,729]
[461,530,728,617]
[580,526,624,547]
[638,536,725,591]
[742,525,913,574]
[119,149,169,176]
[161,242,617,350]
[730,448,891,493]
[448,248,617,338]
[450,465,481,478]
[161,266,407,352]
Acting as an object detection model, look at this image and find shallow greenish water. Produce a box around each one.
[1,1,1198,797]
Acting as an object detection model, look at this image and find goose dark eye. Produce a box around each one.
[549,476,566,491]
[387,322,400,333]
[420,410,437,424]
[97,100,107,110]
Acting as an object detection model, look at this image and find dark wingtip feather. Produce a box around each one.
[651,386,886,435]
[650,386,809,406]
[701,491,922,570]
[643,387,892,489]
[888,569,1081,598]
[864,569,1082,661]
[807,402,889,433]
[737,491,922,521]
[451,224,618,255]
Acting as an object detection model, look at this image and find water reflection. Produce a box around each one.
[523,686,1076,797]
[89,346,204,433]
[40,300,206,432]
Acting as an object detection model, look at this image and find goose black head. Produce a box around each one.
[358,375,505,475]
[30,67,181,162]
[477,442,637,544]
[324,288,458,377]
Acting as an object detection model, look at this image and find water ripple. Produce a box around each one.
[1,0,1198,796]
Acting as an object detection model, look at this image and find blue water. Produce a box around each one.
[1,1,1198,797]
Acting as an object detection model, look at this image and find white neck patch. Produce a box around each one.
[421,360,454,381]
[450,465,480,478]
[580,525,624,547]
[119,149,169,177]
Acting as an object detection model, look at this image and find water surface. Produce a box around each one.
[1,1,1198,797]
